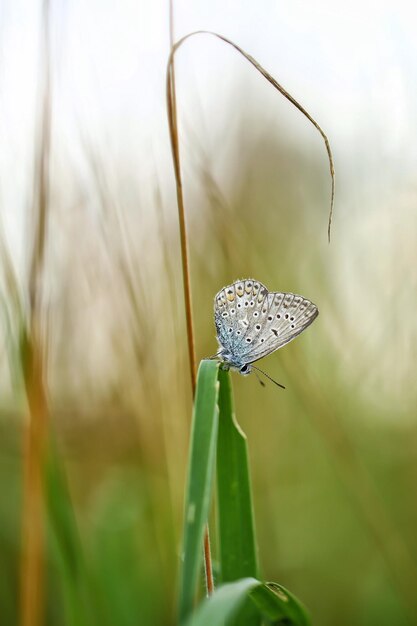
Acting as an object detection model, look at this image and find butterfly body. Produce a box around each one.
[214,278,318,376]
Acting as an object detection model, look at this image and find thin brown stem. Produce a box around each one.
[28,0,52,318]
[19,2,52,625]
[20,330,49,626]
[167,2,214,597]
[166,63,197,391]
[203,525,214,594]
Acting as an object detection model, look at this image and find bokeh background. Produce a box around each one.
[1,1,417,625]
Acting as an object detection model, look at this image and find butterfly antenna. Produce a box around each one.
[251,365,286,390]
[254,371,266,387]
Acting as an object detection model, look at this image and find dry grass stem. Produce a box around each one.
[20,2,52,625]
[167,30,335,242]
[167,4,214,596]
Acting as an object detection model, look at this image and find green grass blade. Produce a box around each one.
[45,439,91,626]
[249,582,312,625]
[178,359,220,624]
[186,578,311,626]
[186,578,259,626]
[216,367,259,583]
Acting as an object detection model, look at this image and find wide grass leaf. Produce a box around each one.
[217,367,259,582]
[249,582,311,625]
[186,578,259,626]
[178,359,220,623]
[186,578,311,626]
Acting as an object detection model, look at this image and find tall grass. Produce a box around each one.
[20,2,52,625]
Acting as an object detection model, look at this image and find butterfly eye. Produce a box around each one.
[240,364,250,374]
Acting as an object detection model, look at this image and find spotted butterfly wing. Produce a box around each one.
[214,278,318,370]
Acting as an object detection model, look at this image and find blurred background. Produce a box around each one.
[1,1,417,625]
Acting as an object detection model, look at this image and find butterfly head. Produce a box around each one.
[217,348,252,376]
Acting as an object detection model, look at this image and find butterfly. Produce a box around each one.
[214,278,318,387]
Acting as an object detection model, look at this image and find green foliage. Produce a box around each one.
[186,579,311,626]
[178,359,220,622]
[185,578,259,626]
[249,582,311,625]
[217,367,259,583]
[45,439,91,626]
[179,361,310,625]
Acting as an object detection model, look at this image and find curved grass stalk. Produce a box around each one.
[166,30,335,246]
[166,27,335,601]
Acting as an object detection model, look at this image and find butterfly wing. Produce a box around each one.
[214,279,318,367]
[238,291,318,364]
[214,278,268,364]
